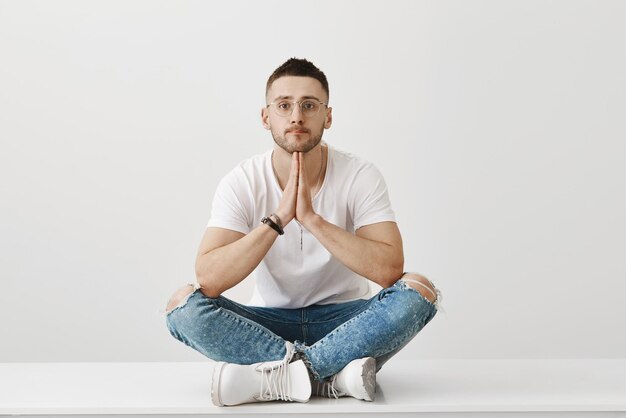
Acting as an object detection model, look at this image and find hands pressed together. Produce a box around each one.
[274,152,319,229]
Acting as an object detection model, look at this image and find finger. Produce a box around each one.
[293,152,300,187]
[298,153,308,193]
[290,152,298,175]
[298,152,306,182]
[287,152,299,188]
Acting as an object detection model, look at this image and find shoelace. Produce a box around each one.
[257,343,294,401]
[314,375,343,399]
[326,375,342,399]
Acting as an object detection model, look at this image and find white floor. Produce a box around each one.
[1,359,625,417]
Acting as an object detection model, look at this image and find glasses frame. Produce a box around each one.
[266,99,328,117]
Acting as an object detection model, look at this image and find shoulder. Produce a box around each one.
[232,149,271,176]
[329,145,377,174]
[329,145,385,183]
[220,149,271,186]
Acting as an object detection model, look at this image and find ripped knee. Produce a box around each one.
[165,283,197,314]
[400,273,438,304]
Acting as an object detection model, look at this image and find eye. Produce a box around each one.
[302,101,317,110]
[277,101,291,110]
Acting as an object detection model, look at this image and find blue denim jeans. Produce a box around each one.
[165,278,440,382]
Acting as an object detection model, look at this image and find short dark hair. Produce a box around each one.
[266,58,329,102]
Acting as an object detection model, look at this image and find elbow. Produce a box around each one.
[195,263,223,299]
[382,270,405,288]
[380,256,404,288]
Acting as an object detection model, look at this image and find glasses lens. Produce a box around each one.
[301,100,320,115]
[272,100,322,117]
[275,101,292,116]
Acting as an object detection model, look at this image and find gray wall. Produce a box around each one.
[1,0,624,362]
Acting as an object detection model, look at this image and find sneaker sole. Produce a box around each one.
[211,361,227,406]
[361,357,376,401]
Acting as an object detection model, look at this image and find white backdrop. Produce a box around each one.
[1,0,624,362]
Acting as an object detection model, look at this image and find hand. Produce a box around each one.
[274,152,299,226]
[296,152,318,226]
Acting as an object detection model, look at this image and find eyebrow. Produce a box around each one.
[272,95,323,102]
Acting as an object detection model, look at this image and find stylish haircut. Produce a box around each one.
[266,58,329,102]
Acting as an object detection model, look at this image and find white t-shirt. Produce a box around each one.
[206,144,396,308]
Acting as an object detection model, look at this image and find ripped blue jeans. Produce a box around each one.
[165,278,442,381]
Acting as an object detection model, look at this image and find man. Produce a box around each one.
[165,58,442,406]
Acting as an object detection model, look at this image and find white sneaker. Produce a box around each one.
[313,357,376,401]
[211,342,312,406]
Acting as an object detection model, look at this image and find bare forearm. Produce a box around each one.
[303,215,404,287]
[195,224,279,297]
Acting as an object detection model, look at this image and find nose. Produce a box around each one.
[290,104,304,124]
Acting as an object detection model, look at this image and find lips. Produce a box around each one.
[288,129,308,134]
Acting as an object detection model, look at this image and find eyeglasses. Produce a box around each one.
[266,99,328,117]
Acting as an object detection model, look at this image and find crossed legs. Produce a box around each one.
[165,272,440,380]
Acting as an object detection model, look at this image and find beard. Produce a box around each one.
[271,126,324,154]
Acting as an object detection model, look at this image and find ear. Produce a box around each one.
[261,106,271,130]
[324,106,333,129]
